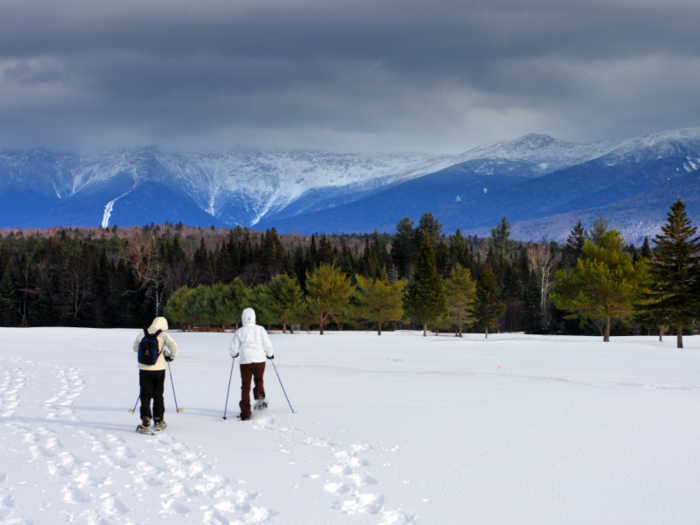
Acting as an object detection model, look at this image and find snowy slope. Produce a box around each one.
[453,133,619,176]
[3,128,700,230]
[1,329,699,524]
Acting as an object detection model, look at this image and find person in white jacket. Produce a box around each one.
[230,308,274,420]
[133,317,178,433]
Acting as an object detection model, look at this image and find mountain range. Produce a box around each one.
[3,128,700,244]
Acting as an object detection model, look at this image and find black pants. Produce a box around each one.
[139,369,166,421]
[240,362,266,419]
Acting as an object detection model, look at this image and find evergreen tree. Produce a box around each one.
[0,263,18,327]
[449,229,468,268]
[353,275,406,335]
[590,217,608,246]
[636,199,700,348]
[640,236,652,260]
[392,217,415,279]
[490,217,515,259]
[403,231,448,336]
[317,235,334,266]
[244,284,274,327]
[305,264,354,335]
[521,273,544,334]
[264,273,304,333]
[444,264,477,337]
[415,213,443,247]
[473,267,504,338]
[164,285,193,328]
[551,230,642,342]
[562,221,587,268]
[215,278,248,329]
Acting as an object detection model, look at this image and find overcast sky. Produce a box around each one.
[2,0,700,154]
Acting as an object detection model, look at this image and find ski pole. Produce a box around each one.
[271,360,296,414]
[167,360,183,413]
[128,394,139,414]
[223,356,236,420]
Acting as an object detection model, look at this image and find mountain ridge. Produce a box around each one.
[3,128,700,244]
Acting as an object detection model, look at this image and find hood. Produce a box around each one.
[149,317,169,332]
[242,308,256,325]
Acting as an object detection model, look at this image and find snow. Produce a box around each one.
[454,133,620,173]
[1,329,698,524]
[102,191,132,228]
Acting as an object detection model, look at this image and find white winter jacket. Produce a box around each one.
[133,317,179,371]
[229,308,274,364]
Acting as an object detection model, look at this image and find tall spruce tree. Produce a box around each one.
[392,217,415,279]
[636,199,700,348]
[490,217,514,259]
[473,268,504,338]
[403,231,447,336]
[562,221,587,268]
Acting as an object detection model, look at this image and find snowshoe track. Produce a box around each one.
[0,356,274,524]
[252,412,415,523]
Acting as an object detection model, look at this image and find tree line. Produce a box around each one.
[1,201,698,345]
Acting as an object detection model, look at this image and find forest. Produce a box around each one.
[0,200,697,346]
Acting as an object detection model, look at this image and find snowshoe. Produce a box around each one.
[254,399,268,411]
[237,414,251,421]
[153,420,168,432]
[136,417,153,435]
[136,423,154,435]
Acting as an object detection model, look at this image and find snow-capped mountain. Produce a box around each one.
[2,128,700,240]
[452,133,619,176]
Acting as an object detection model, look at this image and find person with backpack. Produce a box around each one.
[133,317,178,434]
[229,308,274,420]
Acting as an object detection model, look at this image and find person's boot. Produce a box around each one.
[153,419,168,432]
[136,417,152,434]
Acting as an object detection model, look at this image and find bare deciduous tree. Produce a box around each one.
[527,244,557,330]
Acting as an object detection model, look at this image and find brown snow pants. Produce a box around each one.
[240,362,266,419]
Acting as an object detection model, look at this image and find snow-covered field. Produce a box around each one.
[0,329,698,524]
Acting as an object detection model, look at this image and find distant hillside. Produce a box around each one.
[3,128,700,243]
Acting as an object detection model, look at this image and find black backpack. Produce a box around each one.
[137,329,163,365]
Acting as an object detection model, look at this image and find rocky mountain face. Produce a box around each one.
[3,129,700,244]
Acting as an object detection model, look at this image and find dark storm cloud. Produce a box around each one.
[1,0,700,153]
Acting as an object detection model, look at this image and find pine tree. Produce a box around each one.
[264,273,304,333]
[164,286,193,328]
[215,278,248,329]
[305,264,353,335]
[444,264,477,337]
[473,267,504,338]
[402,231,448,336]
[551,230,642,342]
[636,199,700,348]
[244,284,274,327]
[353,275,406,335]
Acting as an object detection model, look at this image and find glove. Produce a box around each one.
[165,355,174,362]
[232,353,240,359]
[267,355,274,360]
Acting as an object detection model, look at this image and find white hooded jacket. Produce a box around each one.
[133,317,179,371]
[229,308,274,364]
